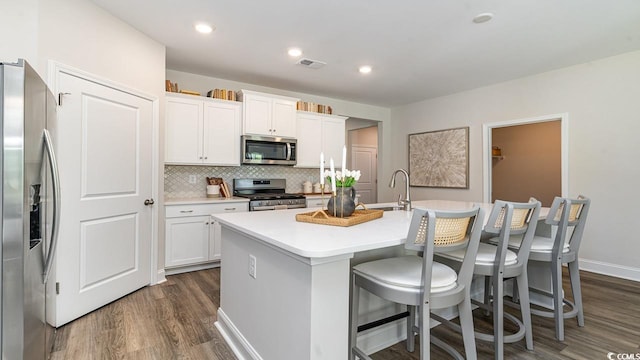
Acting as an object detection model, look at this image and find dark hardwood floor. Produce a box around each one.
[51,268,640,359]
[50,269,235,360]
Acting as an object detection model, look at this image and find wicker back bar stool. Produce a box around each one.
[436,200,541,360]
[349,206,484,360]
[513,196,591,341]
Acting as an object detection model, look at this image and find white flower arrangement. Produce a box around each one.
[324,168,361,187]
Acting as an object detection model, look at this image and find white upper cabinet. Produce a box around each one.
[296,111,347,168]
[165,94,202,163]
[165,93,241,166]
[239,90,299,138]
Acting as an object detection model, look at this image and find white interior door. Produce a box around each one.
[52,71,153,326]
[351,146,377,204]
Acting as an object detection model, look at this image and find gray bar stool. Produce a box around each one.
[513,196,590,341]
[350,206,484,360]
[436,200,541,360]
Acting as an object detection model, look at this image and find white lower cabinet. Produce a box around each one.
[209,218,223,260]
[165,201,248,273]
[165,216,210,267]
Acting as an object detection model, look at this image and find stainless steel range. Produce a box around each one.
[233,178,306,211]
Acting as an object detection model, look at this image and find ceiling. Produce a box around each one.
[90,0,640,107]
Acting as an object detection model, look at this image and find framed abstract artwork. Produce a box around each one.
[408,127,469,188]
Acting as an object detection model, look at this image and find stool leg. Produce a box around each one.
[484,276,492,316]
[406,305,415,352]
[350,274,360,360]
[517,272,534,350]
[551,259,564,341]
[419,303,430,360]
[493,275,504,360]
[512,278,520,304]
[568,260,585,327]
[458,297,478,360]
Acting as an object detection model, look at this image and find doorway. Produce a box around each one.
[347,120,379,205]
[482,113,568,205]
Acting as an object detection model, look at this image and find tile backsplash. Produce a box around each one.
[165,165,321,199]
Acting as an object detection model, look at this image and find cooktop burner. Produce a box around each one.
[233,178,307,211]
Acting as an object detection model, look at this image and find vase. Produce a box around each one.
[327,187,356,218]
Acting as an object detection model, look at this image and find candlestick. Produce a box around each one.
[320,152,324,185]
[330,158,336,193]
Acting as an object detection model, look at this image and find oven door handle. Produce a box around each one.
[286,142,292,161]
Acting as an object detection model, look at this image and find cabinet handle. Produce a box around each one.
[224,207,236,211]
[205,222,210,225]
[179,210,194,213]
[204,156,208,159]
[199,156,203,159]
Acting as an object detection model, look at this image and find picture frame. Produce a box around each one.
[408,126,469,188]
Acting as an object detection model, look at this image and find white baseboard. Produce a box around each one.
[215,308,263,360]
[357,319,406,355]
[164,261,220,276]
[580,258,640,282]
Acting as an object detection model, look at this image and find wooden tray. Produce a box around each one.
[295,209,383,227]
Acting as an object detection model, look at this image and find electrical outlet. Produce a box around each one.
[188,175,197,184]
[249,254,257,279]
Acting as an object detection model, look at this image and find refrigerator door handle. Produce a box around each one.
[42,129,61,284]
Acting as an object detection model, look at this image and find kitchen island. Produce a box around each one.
[212,200,492,360]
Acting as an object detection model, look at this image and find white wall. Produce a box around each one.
[166,69,390,122]
[389,50,640,280]
[0,0,38,64]
[4,0,168,277]
[37,0,165,97]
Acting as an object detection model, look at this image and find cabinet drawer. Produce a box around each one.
[166,202,248,218]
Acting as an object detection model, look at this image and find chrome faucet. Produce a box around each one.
[389,169,411,211]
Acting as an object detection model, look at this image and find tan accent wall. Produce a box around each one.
[349,125,378,147]
[491,121,561,206]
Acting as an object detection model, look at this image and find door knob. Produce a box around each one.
[144,199,155,206]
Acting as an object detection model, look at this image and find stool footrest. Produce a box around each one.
[513,288,580,319]
[356,311,410,333]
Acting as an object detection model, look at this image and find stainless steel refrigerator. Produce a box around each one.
[1,59,60,359]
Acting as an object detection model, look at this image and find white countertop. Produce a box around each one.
[212,200,499,259]
[165,197,250,205]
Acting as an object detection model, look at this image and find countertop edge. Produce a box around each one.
[213,214,406,259]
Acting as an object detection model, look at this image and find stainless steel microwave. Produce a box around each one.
[241,135,297,166]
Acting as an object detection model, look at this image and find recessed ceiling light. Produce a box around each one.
[288,48,302,57]
[195,23,214,34]
[359,65,372,74]
[473,13,494,24]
